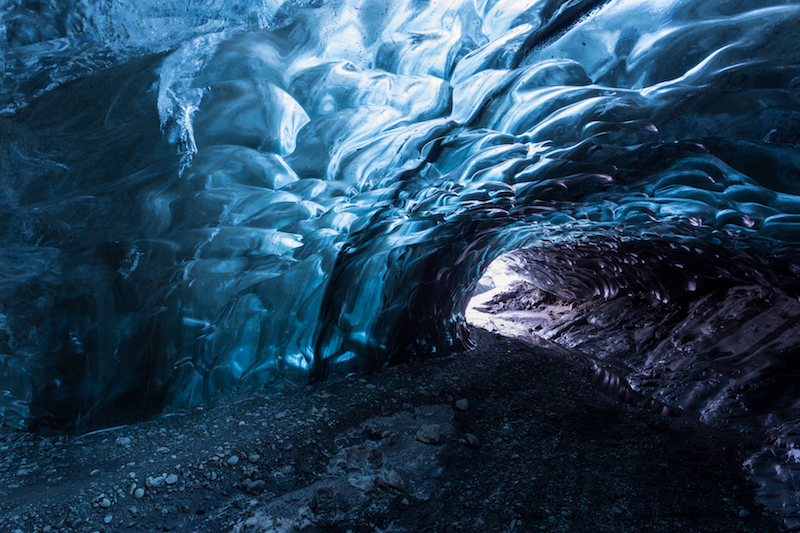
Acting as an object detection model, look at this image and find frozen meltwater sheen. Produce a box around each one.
[3,1,800,508]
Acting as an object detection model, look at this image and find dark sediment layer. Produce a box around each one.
[0,328,785,532]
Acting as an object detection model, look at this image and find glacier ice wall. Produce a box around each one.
[1,0,800,434]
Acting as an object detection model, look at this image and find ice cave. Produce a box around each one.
[2,0,800,528]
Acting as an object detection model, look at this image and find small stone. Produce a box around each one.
[464,433,481,449]
[651,419,670,432]
[455,398,469,411]
[116,437,132,446]
[99,497,111,508]
[165,474,179,485]
[246,480,265,493]
[103,514,113,524]
[227,455,240,466]
[416,425,441,444]
[738,509,749,518]
[133,488,145,499]
[156,447,170,454]
[89,469,101,477]
[386,470,404,491]
[247,453,260,464]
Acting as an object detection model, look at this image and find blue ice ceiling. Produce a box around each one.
[1,0,800,429]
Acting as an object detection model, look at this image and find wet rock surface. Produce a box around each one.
[0,328,786,532]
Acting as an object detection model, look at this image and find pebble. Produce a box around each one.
[464,433,481,449]
[89,469,101,476]
[133,488,145,499]
[246,479,265,493]
[455,398,469,411]
[103,514,113,524]
[416,425,441,444]
[116,437,132,446]
[247,453,260,464]
[386,470,404,490]
[227,455,240,466]
[156,447,170,454]
[147,475,165,488]
[99,497,111,509]
[165,474,179,485]
[738,509,749,518]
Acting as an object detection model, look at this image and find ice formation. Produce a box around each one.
[2,0,800,512]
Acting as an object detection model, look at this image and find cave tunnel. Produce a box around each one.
[2,0,800,529]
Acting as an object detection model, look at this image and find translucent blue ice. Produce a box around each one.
[1,0,800,431]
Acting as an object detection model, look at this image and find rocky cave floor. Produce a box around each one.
[0,327,789,533]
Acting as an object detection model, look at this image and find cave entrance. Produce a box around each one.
[466,251,576,340]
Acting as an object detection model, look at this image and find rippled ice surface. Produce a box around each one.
[3,0,800,510]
